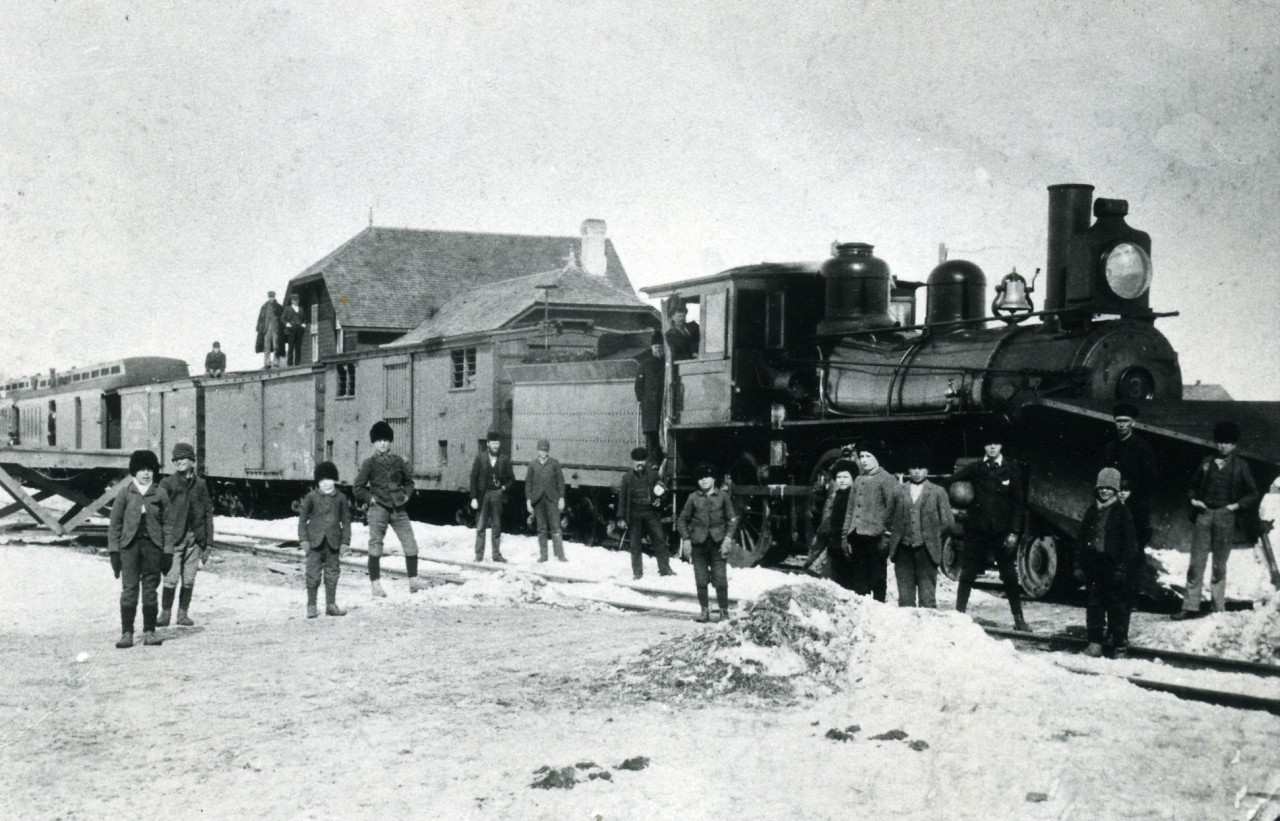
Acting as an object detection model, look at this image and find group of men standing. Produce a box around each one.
[255,290,308,369]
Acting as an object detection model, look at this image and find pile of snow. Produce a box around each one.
[1141,591,1280,664]
[1149,545,1276,602]
[419,569,607,612]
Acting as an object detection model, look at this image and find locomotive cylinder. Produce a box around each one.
[816,243,894,335]
[925,260,987,325]
[1045,183,1095,312]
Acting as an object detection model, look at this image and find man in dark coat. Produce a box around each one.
[953,427,1031,632]
[281,294,307,366]
[525,438,567,562]
[665,303,700,361]
[634,329,665,456]
[1175,420,1259,618]
[1102,403,1157,547]
[255,291,283,369]
[470,431,515,562]
[158,442,213,628]
[616,446,675,579]
[204,342,226,377]
[1074,467,1140,657]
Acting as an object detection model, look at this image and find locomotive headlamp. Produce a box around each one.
[1103,242,1152,300]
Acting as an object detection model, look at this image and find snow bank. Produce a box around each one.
[1149,545,1276,602]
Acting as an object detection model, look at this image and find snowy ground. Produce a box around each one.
[2,512,1280,818]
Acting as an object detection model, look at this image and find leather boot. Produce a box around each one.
[115,632,134,649]
[177,586,195,626]
[718,608,730,622]
[955,581,972,613]
[143,631,163,646]
[1083,642,1104,657]
[1011,601,1031,633]
[696,608,711,623]
[325,582,346,616]
[492,535,506,563]
[307,586,319,619]
[158,587,175,627]
[371,580,387,598]
[474,533,486,562]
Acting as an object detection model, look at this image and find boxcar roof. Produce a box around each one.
[285,225,633,332]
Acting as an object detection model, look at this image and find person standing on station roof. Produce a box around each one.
[158,442,213,629]
[635,328,665,457]
[354,421,427,597]
[664,302,700,361]
[470,431,515,563]
[617,445,676,580]
[108,449,172,649]
[953,427,1032,633]
[281,293,307,367]
[525,438,567,563]
[298,461,351,618]
[1074,467,1140,658]
[255,290,283,369]
[676,462,737,622]
[204,342,226,377]
[892,443,955,609]
[1102,403,1157,548]
[1174,420,1259,619]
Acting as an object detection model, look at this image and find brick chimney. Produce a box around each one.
[580,219,608,276]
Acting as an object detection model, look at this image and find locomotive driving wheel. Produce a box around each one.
[724,454,775,568]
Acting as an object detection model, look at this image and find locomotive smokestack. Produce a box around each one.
[1045,184,1094,312]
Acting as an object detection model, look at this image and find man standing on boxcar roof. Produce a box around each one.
[281,293,307,367]
[1103,403,1157,549]
[204,342,226,377]
[634,329,665,457]
[1174,420,1258,619]
[255,290,283,369]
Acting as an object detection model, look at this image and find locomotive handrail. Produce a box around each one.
[828,308,1179,338]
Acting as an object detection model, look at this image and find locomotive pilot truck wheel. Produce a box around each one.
[1015,529,1075,599]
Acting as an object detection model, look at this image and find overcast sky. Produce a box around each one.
[2,1,1277,399]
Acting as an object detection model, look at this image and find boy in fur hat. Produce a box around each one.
[1074,468,1140,657]
[676,463,737,622]
[892,444,955,608]
[1175,420,1259,618]
[299,461,351,617]
[847,439,902,602]
[158,442,213,628]
[108,450,172,648]
[354,420,426,597]
[811,458,858,588]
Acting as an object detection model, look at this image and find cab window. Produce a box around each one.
[703,291,727,357]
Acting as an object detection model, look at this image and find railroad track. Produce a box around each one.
[51,527,1280,716]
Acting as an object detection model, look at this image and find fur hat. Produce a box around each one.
[902,442,932,470]
[831,459,858,478]
[856,438,887,460]
[1113,403,1140,420]
[694,462,717,480]
[1213,421,1240,444]
[630,446,649,461]
[486,430,502,443]
[369,420,394,443]
[978,425,1008,446]
[128,449,160,476]
[171,442,196,462]
[1096,467,1122,491]
[536,438,551,451]
[314,461,339,483]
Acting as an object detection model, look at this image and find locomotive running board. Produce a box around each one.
[0,464,131,537]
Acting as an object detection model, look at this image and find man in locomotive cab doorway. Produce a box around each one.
[892,444,956,608]
[665,301,700,361]
[354,421,427,597]
[1103,403,1157,549]
[1175,421,1259,619]
[953,427,1032,632]
[255,290,283,369]
[204,341,226,377]
[281,293,307,367]
[846,439,902,603]
[157,442,213,629]
[525,438,567,563]
[635,328,666,456]
[616,445,675,580]
[470,431,515,562]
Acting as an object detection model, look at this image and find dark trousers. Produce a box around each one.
[847,534,888,602]
[643,431,661,458]
[893,545,938,607]
[305,540,341,588]
[627,508,670,577]
[691,539,728,610]
[285,330,304,365]
[119,535,163,632]
[532,498,565,560]
[475,489,505,559]
[1085,564,1134,647]
[1184,508,1234,613]
[957,532,1023,618]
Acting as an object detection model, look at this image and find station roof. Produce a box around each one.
[388,264,652,344]
[285,226,633,332]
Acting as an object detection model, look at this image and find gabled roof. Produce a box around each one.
[286,226,632,331]
[388,265,652,345]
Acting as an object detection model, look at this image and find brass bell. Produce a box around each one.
[992,267,1038,318]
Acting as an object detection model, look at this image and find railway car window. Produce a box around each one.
[450,348,476,390]
[438,440,448,466]
[703,291,727,357]
[111,366,120,374]
[47,401,56,446]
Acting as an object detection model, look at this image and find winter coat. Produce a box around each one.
[525,456,565,504]
[255,299,283,355]
[1074,501,1140,578]
[665,322,700,361]
[204,350,226,375]
[1189,451,1259,543]
[812,470,903,556]
[298,489,352,550]
[892,480,955,564]
[281,304,305,335]
[159,472,213,549]
[618,465,666,520]
[109,481,170,554]
[634,351,664,434]
[954,457,1026,537]
[677,487,737,544]
[354,452,415,509]
[470,451,515,500]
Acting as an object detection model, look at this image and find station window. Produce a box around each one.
[450,348,477,390]
[310,304,319,361]
[336,364,357,398]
